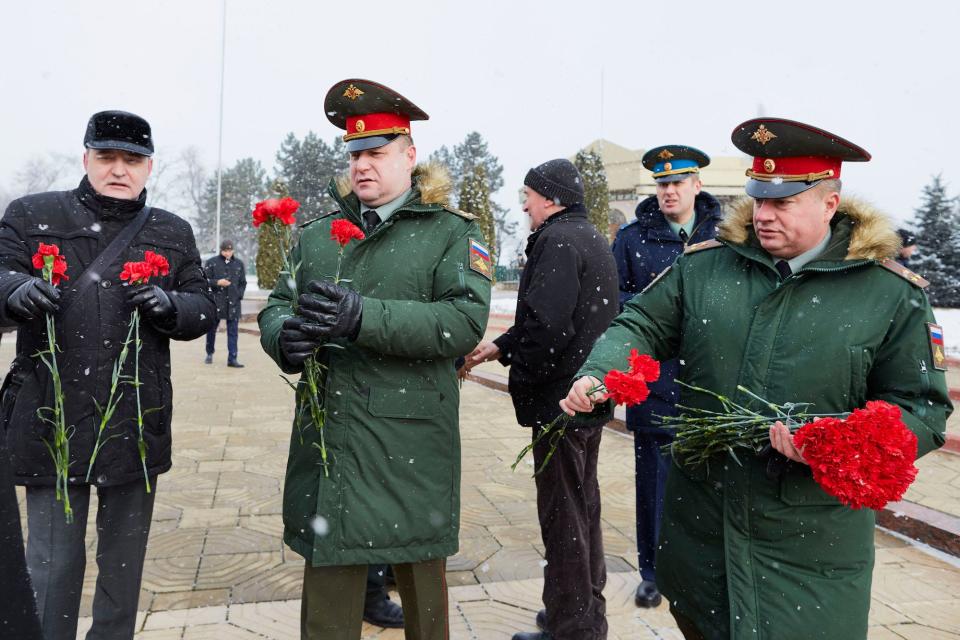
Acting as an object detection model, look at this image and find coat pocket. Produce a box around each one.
[848,345,869,407]
[367,387,441,420]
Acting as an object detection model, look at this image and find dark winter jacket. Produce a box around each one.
[204,254,247,322]
[612,192,722,432]
[580,197,951,640]
[494,204,619,428]
[0,178,216,487]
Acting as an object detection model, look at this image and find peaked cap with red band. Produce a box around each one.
[731,117,871,198]
[324,78,429,152]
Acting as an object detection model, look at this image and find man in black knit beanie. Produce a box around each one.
[464,158,618,640]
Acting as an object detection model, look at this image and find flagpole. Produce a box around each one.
[214,0,227,252]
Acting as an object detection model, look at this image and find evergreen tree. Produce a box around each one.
[910,174,960,307]
[430,131,515,263]
[196,158,268,262]
[255,178,290,291]
[274,132,349,222]
[575,149,610,235]
[459,164,495,271]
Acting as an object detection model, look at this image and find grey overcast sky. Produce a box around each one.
[2,0,959,244]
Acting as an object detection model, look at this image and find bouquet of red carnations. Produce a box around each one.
[662,383,919,510]
[512,349,661,476]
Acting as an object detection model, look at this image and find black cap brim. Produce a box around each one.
[345,134,398,153]
[85,140,153,157]
[745,178,819,199]
[654,172,699,184]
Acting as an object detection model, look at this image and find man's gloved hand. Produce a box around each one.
[298,280,363,341]
[127,284,175,322]
[7,277,61,321]
[279,316,326,366]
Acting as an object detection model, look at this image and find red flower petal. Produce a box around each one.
[330,218,366,247]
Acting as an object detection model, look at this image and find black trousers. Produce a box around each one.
[633,430,673,582]
[532,425,607,640]
[0,433,42,640]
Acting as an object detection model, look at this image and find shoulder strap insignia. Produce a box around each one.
[442,204,477,221]
[878,258,929,288]
[683,238,723,254]
[299,210,340,228]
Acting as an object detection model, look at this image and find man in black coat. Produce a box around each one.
[464,159,619,640]
[204,239,247,367]
[0,110,215,640]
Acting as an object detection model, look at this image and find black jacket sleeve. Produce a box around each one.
[0,200,42,327]
[152,222,217,340]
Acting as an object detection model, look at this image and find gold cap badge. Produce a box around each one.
[355,119,365,133]
[763,158,776,173]
[663,162,672,171]
[343,84,364,100]
[658,149,675,160]
[751,125,777,145]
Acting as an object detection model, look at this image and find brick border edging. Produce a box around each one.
[465,369,960,558]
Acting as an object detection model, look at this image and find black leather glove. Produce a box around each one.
[279,316,326,366]
[758,443,792,481]
[7,277,61,321]
[298,280,363,341]
[127,284,175,323]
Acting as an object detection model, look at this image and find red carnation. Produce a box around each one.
[120,261,153,285]
[252,197,299,227]
[794,400,919,510]
[143,251,170,277]
[32,243,69,286]
[330,218,366,247]
[603,349,661,406]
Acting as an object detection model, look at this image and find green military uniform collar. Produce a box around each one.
[666,216,696,241]
[360,187,413,223]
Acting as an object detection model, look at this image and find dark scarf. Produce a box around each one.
[76,175,147,220]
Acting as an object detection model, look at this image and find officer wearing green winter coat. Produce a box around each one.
[258,79,491,640]
[562,118,952,640]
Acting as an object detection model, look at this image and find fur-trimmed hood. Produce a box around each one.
[718,196,901,261]
[335,161,453,206]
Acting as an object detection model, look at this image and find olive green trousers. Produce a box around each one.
[300,558,448,640]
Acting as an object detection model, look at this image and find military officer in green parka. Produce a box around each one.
[562,118,952,640]
[258,79,491,640]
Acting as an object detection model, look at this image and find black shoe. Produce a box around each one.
[512,632,552,640]
[535,609,548,632]
[204,354,212,364]
[363,595,404,629]
[227,361,245,368]
[635,579,663,608]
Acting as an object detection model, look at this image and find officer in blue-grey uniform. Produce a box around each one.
[611,145,722,608]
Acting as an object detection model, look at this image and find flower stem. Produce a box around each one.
[86,318,136,482]
[132,309,151,493]
[44,310,72,523]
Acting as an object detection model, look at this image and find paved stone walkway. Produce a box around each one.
[3,330,960,639]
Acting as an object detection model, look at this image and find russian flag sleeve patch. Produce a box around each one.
[468,238,492,280]
[928,322,948,371]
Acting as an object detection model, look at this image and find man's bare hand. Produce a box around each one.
[769,420,807,464]
[217,278,231,287]
[465,341,501,369]
[560,376,603,416]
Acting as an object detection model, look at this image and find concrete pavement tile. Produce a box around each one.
[895,601,960,634]
[182,623,267,639]
[231,559,303,603]
[142,605,227,630]
[447,534,501,572]
[481,576,545,612]
[197,460,245,472]
[227,600,300,639]
[146,525,206,559]
[881,623,960,639]
[151,588,232,612]
[161,470,219,492]
[202,525,283,555]
[447,570,480,586]
[869,599,914,626]
[179,506,240,528]
[868,627,913,639]
[449,583,488,603]
[195,551,283,591]
[457,599,541,638]
[474,545,545,584]
[131,629,184,639]
[156,489,216,512]
[141,555,202,593]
